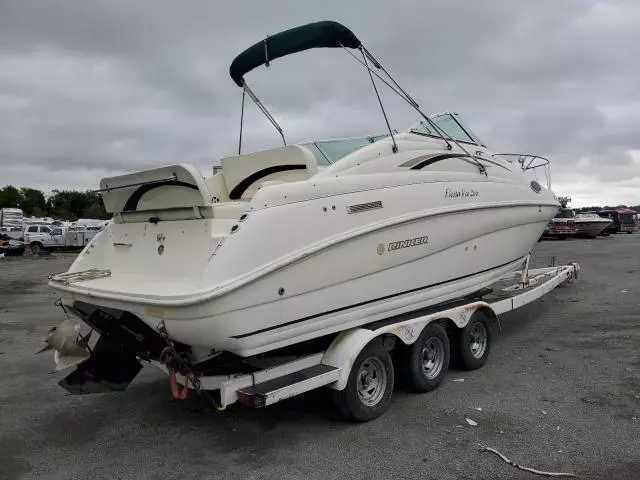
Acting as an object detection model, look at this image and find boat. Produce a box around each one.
[573,212,612,238]
[45,21,560,392]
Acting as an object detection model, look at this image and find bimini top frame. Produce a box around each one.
[228,20,486,175]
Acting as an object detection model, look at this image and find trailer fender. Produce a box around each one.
[322,328,375,390]
[469,305,500,330]
[322,301,496,390]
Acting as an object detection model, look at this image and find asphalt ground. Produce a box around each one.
[1,234,638,480]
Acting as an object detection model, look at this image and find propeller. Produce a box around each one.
[37,318,92,371]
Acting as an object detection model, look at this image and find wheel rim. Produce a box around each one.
[356,356,387,407]
[468,322,488,359]
[421,337,445,380]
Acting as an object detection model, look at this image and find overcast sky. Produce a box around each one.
[1,0,639,206]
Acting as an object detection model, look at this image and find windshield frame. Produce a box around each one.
[408,112,486,147]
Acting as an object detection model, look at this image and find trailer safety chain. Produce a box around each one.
[54,297,71,319]
[156,321,225,410]
[157,320,201,400]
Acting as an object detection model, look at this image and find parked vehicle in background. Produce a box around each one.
[0,233,25,256]
[23,224,53,251]
[0,226,24,241]
[573,212,613,238]
[544,208,577,239]
[63,226,101,247]
[23,224,100,253]
[598,207,639,234]
[0,207,24,231]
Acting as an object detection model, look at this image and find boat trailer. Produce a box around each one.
[142,258,580,421]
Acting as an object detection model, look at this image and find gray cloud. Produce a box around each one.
[1,0,639,205]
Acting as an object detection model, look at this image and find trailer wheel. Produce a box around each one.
[332,340,394,422]
[401,323,450,392]
[455,311,492,370]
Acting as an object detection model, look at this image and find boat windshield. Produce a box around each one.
[408,112,483,146]
[301,134,389,165]
[575,213,600,219]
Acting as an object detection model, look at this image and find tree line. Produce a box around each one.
[575,206,640,212]
[0,185,110,221]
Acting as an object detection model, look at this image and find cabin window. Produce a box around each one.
[27,226,38,232]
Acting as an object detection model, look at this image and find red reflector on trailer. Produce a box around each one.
[236,391,255,407]
[236,391,266,408]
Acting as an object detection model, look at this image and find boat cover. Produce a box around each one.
[229,20,361,86]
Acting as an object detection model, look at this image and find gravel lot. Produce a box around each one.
[1,235,639,480]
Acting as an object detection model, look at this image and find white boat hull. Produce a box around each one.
[574,220,612,237]
[55,186,556,356]
[49,131,560,359]
[165,223,544,357]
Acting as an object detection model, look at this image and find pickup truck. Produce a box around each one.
[23,225,100,253]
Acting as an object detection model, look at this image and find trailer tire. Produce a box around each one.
[332,340,394,422]
[455,311,492,370]
[400,322,450,393]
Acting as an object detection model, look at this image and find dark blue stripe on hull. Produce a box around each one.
[230,256,525,339]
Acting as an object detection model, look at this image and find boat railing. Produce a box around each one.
[493,153,551,189]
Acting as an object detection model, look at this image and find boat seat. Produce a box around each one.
[219,145,319,201]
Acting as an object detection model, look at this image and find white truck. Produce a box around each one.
[23,225,102,254]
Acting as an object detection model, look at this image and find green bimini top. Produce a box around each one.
[229,20,361,87]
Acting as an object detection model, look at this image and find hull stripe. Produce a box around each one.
[230,255,525,339]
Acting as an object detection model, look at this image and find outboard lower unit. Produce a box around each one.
[43,301,181,395]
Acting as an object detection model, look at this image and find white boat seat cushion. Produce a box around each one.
[220,145,319,200]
